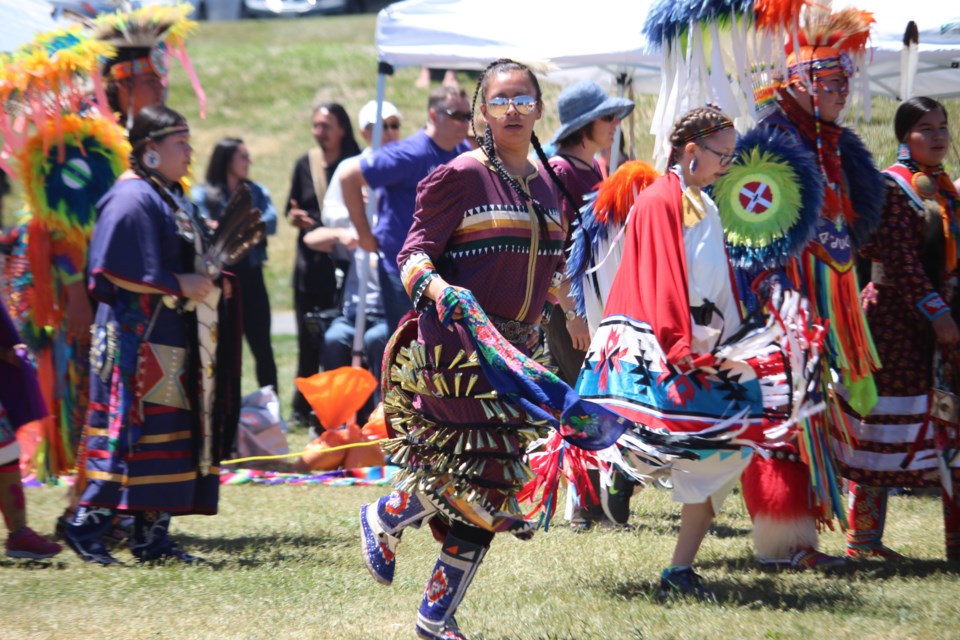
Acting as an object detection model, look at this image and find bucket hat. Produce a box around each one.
[550,80,634,145]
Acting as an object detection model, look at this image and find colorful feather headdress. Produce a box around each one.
[0,26,116,177]
[643,0,874,168]
[93,2,206,119]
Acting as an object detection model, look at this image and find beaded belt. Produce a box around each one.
[489,314,537,344]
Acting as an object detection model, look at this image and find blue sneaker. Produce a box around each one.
[359,503,398,586]
[657,567,715,602]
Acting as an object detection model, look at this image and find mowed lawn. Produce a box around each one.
[4,13,960,640]
[4,479,959,640]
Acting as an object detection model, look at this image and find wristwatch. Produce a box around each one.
[564,308,577,322]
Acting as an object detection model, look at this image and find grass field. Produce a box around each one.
[4,479,959,639]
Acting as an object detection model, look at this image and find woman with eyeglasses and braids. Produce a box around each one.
[358,59,574,640]
[575,106,777,600]
[65,105,239,565]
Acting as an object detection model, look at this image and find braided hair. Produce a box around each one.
[128,104,193,213]
[470,59,582,239]
[667,106,733,166]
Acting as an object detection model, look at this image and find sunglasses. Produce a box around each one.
[698,142,737,167]
[443,109,473,122]
[599,113,619,122]
[485,95,538,118]
[368,121,402,130]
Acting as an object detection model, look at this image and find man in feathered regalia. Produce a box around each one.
[640,1,884,570]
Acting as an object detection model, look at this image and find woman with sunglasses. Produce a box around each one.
[575,107,754,600]
[546,80,634,529]
[358,59,574,640]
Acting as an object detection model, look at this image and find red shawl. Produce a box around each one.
[603,172,692,364]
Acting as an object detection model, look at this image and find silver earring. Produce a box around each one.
[689,156,698,174]
[144,149,161,169]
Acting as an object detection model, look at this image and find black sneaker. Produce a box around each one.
[657,567,715,602]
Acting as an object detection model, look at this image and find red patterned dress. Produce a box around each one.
[838,162,960,558]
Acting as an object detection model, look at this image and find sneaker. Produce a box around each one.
[133,542,204,564]
[656,567,715,602]
[415,615,467,640]
[359,503,397,586]
[846,544,904,560]
[5,527,63,559]
[63,526,119,565]
[790,547,847,569]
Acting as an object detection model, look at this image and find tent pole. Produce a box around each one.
[352,63,393,370]
[609,69,628,174]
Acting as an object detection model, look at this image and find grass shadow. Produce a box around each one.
[171,531,353,567]
[596,572,863,612]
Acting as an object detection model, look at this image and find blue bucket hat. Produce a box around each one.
[549,80,634,146]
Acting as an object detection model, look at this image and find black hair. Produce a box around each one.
[128,104,188,186]
[313,102,362,161]
[894,96,947,143]
[469,58,581,241]
[667,106,733,166]
[204,137,244,188]
[556,121,596,149]
[201,137,245,216]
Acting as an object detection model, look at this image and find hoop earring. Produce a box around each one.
[689,156,698,174]
[143,149,161,169]
[897,142,911,162]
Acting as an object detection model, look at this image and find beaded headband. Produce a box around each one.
[110,46,169,81]
[679,120,734,144]
[148,124,190,140]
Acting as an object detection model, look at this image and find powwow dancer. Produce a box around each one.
[728,7,884,569]
[568,106,825,599]
[837,97,960,562]
[642,0,883,569]
[359,58,657,640]
[63,105,256,565]
[0,26,130,484]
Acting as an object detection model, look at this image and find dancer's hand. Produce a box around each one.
[176,273,216,302]
[566,315,590,352]
[65,281,92,346]
[933,313,960,349]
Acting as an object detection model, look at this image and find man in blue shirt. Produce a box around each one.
[341,86,472,333]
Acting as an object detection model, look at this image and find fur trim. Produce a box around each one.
[751,513,819,561]
[839,128,885,248]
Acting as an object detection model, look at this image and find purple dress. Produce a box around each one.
[78,178,222,514]
[0,304,48,465]
[385,150,566,533]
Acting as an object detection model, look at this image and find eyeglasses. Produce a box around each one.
[368,121,402,131]
[443,109,472,122]
[599,113,619,123]
[485,95,538,118]
[698,142,736,167]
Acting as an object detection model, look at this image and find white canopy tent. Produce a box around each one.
[0,0,59,52]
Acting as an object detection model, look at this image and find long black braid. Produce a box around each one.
[470,59,584,242]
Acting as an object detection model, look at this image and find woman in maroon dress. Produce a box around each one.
[839,97,960,561]
[359,59,573,640]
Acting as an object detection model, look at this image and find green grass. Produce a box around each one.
[4,484,959,639]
